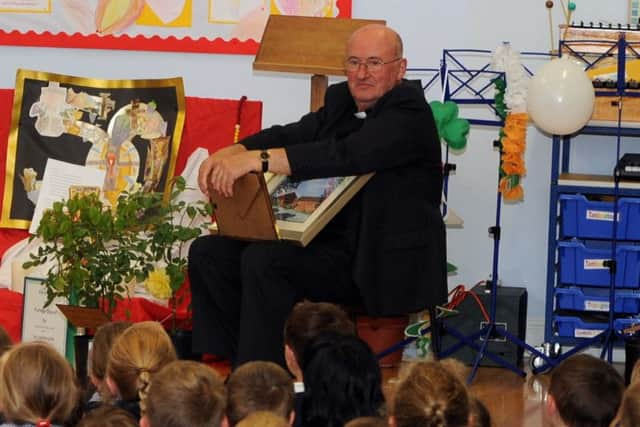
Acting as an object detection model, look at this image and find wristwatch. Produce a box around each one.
[260,149,270,173]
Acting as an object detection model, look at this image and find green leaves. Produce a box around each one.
[26,178,213,318]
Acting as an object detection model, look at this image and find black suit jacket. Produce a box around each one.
[241,80,447,316]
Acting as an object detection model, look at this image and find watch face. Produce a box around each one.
[260,150,270,160]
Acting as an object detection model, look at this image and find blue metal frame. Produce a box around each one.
[542,32,640,370]
[436,48,553,380]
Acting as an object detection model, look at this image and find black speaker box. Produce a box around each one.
[440,284,528,367]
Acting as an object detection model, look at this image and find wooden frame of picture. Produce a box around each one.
[210,172,372,246]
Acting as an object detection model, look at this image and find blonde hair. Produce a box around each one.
[106,321,176,407]
[235,411,289,427]
[392,360,470,427]
[145,360,227,427]
[0,341,79,424]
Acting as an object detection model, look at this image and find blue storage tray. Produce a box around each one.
[558,240,640,288]
[554,315,640,338]
[555,286,640,313]
[560,194,640,240]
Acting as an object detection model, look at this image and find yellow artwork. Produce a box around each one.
[0,0,50,13]
[270,0,336,17]
[585,58,640,82]
[136,0,192,27]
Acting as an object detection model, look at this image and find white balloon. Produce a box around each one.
[527,57,595,135]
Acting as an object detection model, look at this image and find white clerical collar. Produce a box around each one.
[354,111,367,119]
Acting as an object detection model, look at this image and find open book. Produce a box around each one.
[210,172,373,247]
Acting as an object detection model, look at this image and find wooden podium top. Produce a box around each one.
[253,15,385,76]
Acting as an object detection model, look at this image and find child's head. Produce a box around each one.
[301,332,384,427]
[344,416,388,427]
[630,358,640,385]
[106,321,177,404]
[89,321,131,399]
[614,380,640,427]
[547,354,624,427]
[77,404,138,427]
[0,341,79,425]
[283,301,355,380]
[142,360,226,427]
[468,397,491,427]
[0,324,12,357]
[391,360,470,427]
[226,360,294,426]
[235,411,289,427]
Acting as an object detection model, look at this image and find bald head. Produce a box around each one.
[345,24,407,111]
[348,24,403,58]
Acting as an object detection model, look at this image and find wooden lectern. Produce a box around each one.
[253,15,385,111]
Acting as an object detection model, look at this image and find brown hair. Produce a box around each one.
[344,416,388,427]
[90,321,131,400]
[0,324,12,356]
[106,321,177,406]
[630,359,640,385]
[548,353,623,427]
[144,360,226,427]
[614,381,640,427]
[0,341,79,425]
[468,397,491,427]
[235,411,289,427]
[226,361,294,426]
[284,301,355,363]
[392,360,470,427]
[77,404,138,427]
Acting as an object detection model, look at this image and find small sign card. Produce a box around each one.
[21,277,68,356]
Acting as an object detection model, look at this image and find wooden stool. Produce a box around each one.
[344,305,441,367]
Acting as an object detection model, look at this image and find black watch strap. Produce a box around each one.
[260,150,269,173]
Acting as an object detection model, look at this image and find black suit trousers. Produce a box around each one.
[188,234,361,367]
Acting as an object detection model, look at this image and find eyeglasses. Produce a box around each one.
[344,57,402,73]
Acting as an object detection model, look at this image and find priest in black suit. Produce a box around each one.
[189,23,447,368]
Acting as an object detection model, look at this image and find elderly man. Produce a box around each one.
[189,24,447,367]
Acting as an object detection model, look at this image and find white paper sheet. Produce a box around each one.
[29,159,106,234]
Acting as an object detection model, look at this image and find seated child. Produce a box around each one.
[86,321,132,411]
[141,360,226,427]
[0,341,79,426]
[344,416,388,427]
[77,404,138,427]
[546,353,623,427]
[390,359,471,427]
[235,411,289,427]
[284,301,356,427]
[105,321,177,421]
[225,361,294,426]
[612,380,640,427]
[0,325,11,356]
[283,301,355,383]
[300,332,385,427]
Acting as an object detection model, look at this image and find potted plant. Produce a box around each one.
[23,177,212,331]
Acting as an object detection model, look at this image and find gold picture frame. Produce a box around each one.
[1,69,186,229]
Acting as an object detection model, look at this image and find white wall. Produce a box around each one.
[0,1,629,346]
